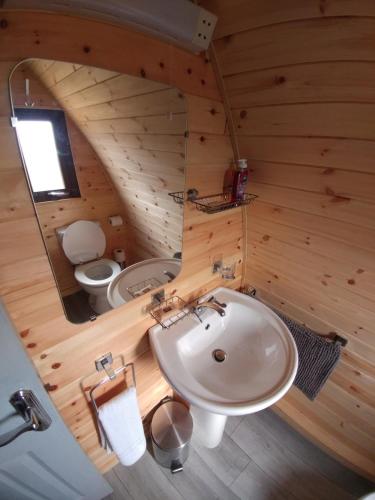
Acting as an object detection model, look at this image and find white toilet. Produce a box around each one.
[57,220,121,315]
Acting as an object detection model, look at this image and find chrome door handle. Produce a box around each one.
[0,389,52,447]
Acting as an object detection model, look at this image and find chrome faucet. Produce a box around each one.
[191,296,226,322]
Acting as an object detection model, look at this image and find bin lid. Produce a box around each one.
[151,401,193,451]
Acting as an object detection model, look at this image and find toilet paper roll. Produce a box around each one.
[108,215,123,227]
[113,248,126,263]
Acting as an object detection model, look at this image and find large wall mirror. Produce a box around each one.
[10,59,186,324]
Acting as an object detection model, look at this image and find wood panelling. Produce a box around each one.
[204,0,375,39]
[28,61,186,262]
[206,0,375,480]
[214,17,375,75]
[11,65,129,296]
[0,11,240,473]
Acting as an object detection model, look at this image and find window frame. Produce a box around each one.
[14,107,81,203]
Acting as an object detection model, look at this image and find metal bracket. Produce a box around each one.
[151,289,165,305]
[10,116,18,128]
[212,260,222,273]
[187,188,199,201]
[95,353,115,381]
[241,286,257,297]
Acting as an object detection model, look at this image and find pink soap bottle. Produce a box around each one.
[231,159,248,201]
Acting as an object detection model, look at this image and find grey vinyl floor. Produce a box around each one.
[105,409,374,500]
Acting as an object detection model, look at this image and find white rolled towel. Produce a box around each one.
[98,386,146,466]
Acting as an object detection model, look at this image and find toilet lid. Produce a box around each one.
[62,220,106,264]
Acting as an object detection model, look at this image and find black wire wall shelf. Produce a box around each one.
[168,190,258,214]
[168,191,184,205]
[190,192,258,214]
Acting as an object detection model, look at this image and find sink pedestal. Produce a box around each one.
[190,405,227,448]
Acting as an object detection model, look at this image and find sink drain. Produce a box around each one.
[212,349,227,363]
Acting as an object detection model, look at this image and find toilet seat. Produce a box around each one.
[75,258,121,288]
[62,220,106,265]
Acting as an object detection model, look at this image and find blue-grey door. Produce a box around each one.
[0,302,112,500]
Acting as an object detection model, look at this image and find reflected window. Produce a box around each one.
[14,108,80,202]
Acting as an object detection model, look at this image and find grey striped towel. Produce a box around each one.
[274,310,342,400]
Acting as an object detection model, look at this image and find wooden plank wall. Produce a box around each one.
[204,0,375,480]
[28,60,186,263]
[11,64,130,296]
[0,11,241,473]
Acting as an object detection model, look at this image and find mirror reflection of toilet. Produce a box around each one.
[56,220,121,314]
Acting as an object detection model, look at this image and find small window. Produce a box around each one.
[14,108,81,202]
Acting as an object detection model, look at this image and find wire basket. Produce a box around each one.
[190,192,258,214]
[150,296,189,329]
[127,277,162,298]
[168,191,184,205]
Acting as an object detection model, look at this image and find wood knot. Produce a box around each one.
[210,108,217,115]
[140,68,146,78]
[187,68,192,74]
[274,75,286,85]
[199,136,205,143]
[347,279,355,285]
[44,383,58,392]
[83,45,91,53]
[51,363,62,370]
[159,61,165,69]
[0,19,8,29]
[26,342,37,348]
[201,79,206,86]
[239,110,247,119]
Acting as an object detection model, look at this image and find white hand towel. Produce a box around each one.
[98,386,146,466]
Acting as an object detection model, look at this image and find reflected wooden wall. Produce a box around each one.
[29,61,186,263]
[0,11,241,472]
[11,64,129,296]
[204,0,375,480]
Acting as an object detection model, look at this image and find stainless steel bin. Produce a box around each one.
[151,400,193,473]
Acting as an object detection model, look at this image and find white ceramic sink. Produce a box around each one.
[107,258,181,308]
[149,287,298,447]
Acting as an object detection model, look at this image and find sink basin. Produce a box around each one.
[107,258,181,308]
[149,287,298,447]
